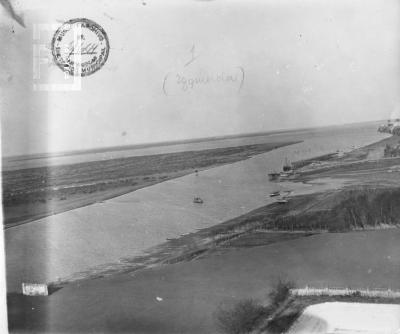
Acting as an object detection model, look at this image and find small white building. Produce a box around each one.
[22,283,48,296]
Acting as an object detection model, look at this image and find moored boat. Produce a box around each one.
[269,191,280,197]
[193,197,204,204]
[282,157,293,172]
[276,198,288,204]
[268,172,281,181]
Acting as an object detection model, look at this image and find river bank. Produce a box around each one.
[7,132,400,333]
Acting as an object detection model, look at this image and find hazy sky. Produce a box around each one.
[1,0,399,156]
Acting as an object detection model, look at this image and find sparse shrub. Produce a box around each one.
[268,279,294,308]
[215,299,267,334]
[214,280,296,334]
[266,310,302,333]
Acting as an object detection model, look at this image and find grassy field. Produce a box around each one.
[2,141,297,227]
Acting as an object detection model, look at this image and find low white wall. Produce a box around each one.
[290,287,400,298]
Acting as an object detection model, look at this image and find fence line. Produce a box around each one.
[290,286,400,299]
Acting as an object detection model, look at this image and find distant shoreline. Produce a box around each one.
[3,119,383,162]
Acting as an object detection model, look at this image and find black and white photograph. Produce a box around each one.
[1,0,400,333]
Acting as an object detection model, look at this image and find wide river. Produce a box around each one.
[5,122,389,292]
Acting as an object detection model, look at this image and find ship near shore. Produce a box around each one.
[378,118,400,135]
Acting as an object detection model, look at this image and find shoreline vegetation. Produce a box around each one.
[2,141,299,228]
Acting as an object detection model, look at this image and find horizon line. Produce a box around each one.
[3,118,384,161]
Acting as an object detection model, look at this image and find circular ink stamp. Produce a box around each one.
[52,18,110,77]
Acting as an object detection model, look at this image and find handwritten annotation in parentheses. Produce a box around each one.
[163,67,245,96]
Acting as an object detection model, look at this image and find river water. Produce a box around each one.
[4,122,389,292]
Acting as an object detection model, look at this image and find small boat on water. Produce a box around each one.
[282,157,293,172]
[193,197,204,204]
[280,169,296,179]
[276,198,288,204]
[275,189,290,203]
[268,172,281,181]
[269,191,281,197]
